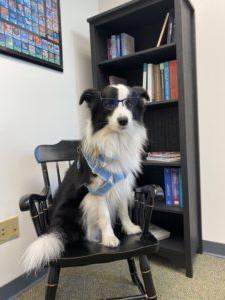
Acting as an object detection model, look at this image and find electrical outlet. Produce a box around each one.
[0,216,19,244]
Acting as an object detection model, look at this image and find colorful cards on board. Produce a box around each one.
[0,0,62,70]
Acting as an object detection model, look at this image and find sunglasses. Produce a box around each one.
[101,97,139,110]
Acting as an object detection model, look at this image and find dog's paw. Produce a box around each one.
[102,235,120,248]
[125,223,142,235]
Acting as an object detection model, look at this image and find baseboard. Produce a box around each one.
[0,269,47,300]
[203,240,225,257]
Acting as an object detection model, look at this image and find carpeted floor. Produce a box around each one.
[17,254,225,300]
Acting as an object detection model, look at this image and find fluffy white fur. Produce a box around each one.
[22,232,64,273]
[81,85,147,247]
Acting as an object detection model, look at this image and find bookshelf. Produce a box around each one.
[88,0,202,277]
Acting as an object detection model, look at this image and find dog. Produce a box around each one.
[23,84,150,272]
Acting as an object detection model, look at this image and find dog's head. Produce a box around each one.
[80,84,149,133]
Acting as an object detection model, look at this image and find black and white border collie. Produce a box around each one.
[24,84,149,272]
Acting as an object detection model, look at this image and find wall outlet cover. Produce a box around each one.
[0,216,19,244]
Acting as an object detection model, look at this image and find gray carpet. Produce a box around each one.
[17,254,225,300]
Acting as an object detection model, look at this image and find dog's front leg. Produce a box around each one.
[82,194,119,247]
[118,199,142,235]
[97,196,120,247]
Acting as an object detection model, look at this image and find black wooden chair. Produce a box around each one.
[19,140,162,300]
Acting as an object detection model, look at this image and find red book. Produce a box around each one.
[169,60,178,99]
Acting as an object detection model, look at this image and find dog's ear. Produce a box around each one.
[79,89,100,107]
[132,86,150,102]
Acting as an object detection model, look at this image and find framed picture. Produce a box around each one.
[0,0,63,71]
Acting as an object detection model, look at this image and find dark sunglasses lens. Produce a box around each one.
[102,99,117,110]
[125,97,138,108]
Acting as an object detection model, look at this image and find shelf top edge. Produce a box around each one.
[87,0,166,25]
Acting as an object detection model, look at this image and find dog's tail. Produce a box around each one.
[23,231,64,273]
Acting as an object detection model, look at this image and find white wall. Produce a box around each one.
[0,0,98,287]
[99,0,225,245]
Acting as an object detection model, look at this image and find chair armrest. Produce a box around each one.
[19,187,49,212]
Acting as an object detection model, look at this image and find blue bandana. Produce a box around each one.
[81,149,127,196]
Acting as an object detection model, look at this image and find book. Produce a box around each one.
[179,168,184,208]
[154,64,162,101]
[150,224,170,240]
[111,35,117,59]
[156,12,170,47]
[107,39,112,59]
[164,168,173,206]
[164,62,170,100]
[116,34,121,57]
[160,63,165,100]
[169,60,178,99]
[171,168,180,206]
[142,63,148,90]
[121,33,135,56]
[166,10,174,44]
[171,12,176,43]
[109,75,127,85]
[147,64,154,102]
[147,152,181,158]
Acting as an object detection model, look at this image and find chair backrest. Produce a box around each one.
[35,140,80,198]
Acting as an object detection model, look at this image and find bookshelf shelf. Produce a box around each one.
[88,0,201,278]
[143,160,181,167]
[98,43,176,70]
[154,201,183,214]
[159,236,184,255]
[145,99,178,108]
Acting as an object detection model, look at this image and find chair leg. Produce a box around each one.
[127,258,145,294]
[45,266,61,300]
[139,255,157,300]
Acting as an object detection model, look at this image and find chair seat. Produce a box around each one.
[58,232,159,268]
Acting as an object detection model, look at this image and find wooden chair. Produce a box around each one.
[19,140,161,300]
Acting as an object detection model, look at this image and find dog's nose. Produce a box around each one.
[117,117,128,126]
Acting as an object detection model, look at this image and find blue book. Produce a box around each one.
[164,168,173,206]
[116,35,121,57]
[178,168,184,208]
[164,62,171,100]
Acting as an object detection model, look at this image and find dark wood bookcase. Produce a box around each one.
[87,0,202,277]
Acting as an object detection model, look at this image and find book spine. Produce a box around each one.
[169,60,178,99]
[143,63,148,91]
[111,35,117,59]
[116,34,121,57]
[166,16,173,44]
[160,63,165,100]
[164,62,170,100]
[179,168,184,208]
[154,64,162,101]
[147,64,154,102]
[121,33,134,56]
[107,38,112,60]
[171,14,176,43]
[164,168,173,206]
[171,168,180,206]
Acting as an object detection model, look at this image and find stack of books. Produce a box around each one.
[107,33,135,59]
[156,10,176,47]
[142,60,178,102]
[164,168,183,208]
[146,152,181,162]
